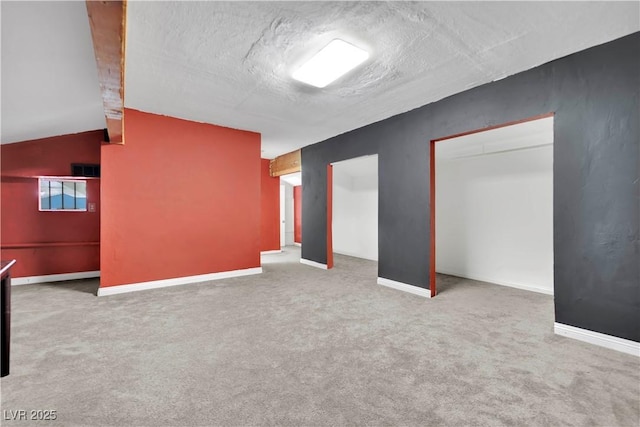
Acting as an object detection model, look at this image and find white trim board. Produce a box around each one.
[300,258,327,269]
[97,267,262,296]
[12,271,100,286]
[554,323,640,357]
[261,250,282,255]
[436,269,553,295]
[294,242,302,247]
[377,277,431,298]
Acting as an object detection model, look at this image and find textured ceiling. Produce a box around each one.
[125,1,639,158]
[2,2,638,153]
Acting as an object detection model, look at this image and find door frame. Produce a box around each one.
[429,112,554,297]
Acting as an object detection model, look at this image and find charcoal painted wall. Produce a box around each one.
[301,33,639,342]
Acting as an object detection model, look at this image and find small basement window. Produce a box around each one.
[39,178,87,211]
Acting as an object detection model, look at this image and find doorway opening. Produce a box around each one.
[277,172,301,262]
[430,115,554,297]
[329,155,379,268]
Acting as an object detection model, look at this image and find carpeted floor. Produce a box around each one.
[1,246,638,426]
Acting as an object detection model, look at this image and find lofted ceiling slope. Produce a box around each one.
[1,1,106,144]
[1,2,638,156]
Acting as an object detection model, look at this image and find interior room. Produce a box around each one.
[279,172,301,249]
[332,155,379,262]
[434,117,554,296]
[1,2,638,426]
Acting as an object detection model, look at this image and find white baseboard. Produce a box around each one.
[377,277,431,298]
[333,249,378,262]
[12,270,100,286]
[97,267,262,296]
[300,258,327,269]
[436,269,553,295]
[294,242,302,247]
[260,250,282,255]
[554,323,640,357]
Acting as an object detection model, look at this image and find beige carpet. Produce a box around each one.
[1,246,638,426]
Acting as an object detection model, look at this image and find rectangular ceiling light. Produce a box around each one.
[292,39,369,88]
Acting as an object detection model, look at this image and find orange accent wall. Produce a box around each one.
[0,131,102,278]
[260,158,280,251]
[294,185,302,243]
[100,109,261,288]
[326,165,333,269]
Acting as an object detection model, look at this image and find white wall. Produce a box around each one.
[279,173,299,247]
[280,184,286,246]
[435,144,553,294]
[283,183,294,246]
[332,157,378,261]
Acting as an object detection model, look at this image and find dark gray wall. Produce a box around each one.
[301,33,639,342]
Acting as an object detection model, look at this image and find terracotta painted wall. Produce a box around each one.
[0,131,102,278]
[294,185,302,243]
[100,109,261,288]
[260,159,280,251]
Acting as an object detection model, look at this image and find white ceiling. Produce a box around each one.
[333,154,378,178]
[280,172,301,186]
[1,1,106,144]
[436,116,554,161]
[2,2,638,156]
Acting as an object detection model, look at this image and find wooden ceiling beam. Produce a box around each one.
[86,0,126,144]
[269,149,301,177]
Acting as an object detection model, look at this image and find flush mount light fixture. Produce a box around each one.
[292,39,369,88]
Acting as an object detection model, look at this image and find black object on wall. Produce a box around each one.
[1,260,16,377]
[301,33,639,342]
[71,163,101,178]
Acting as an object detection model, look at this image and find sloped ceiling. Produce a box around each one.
[2,1,639,157]
[1,1,106,144]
